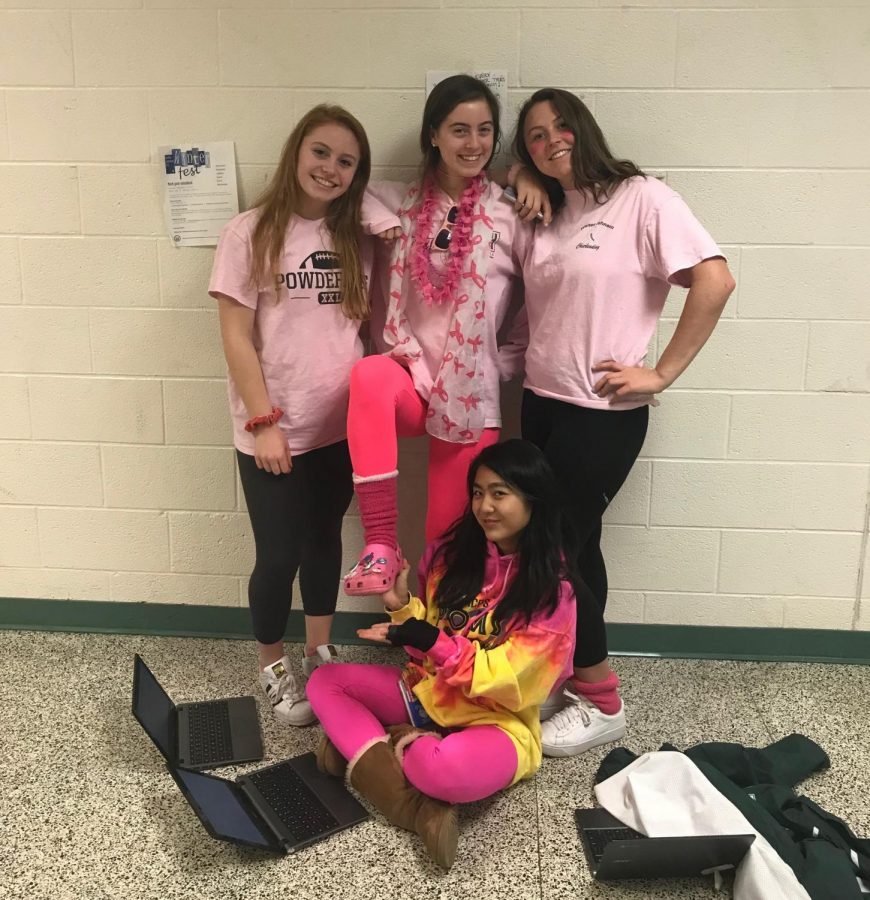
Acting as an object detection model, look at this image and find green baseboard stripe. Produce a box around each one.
[0,597,383,644]
[608,623,870,665]
[1,597,869,664]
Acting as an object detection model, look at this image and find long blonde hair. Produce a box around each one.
[249,105,372,320]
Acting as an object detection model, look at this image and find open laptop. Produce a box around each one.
[168,752,370,854]
[576,807,755,881]
[132,654,263,770]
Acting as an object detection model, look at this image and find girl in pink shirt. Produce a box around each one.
[342,75,533,596]
[210,105,399,728]
[510,89,736,757]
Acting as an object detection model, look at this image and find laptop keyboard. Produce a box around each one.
[185,701,234,765]
[249,764,339,842]
[587,826,646,862]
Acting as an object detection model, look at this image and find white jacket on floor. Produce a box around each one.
[594,751,811,900]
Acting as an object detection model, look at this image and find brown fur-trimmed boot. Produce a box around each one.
[347,737,458,870]
[315,733,347,778]
[385,722,417,747]
[316,725,419,778]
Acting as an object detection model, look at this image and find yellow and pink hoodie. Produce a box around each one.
[389,541,576,784]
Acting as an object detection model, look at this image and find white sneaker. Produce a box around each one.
[301,643,340,679]
[540,683,569,722]
[259,655,315,727]
[541,690,626,757]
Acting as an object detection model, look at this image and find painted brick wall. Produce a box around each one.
[0,0,868,633]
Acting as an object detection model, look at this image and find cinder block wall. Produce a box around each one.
[1,1,868,633]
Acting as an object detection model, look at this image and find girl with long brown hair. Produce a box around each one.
[209,105,398,726]
[510,88,735,756]
[341,74,540,598]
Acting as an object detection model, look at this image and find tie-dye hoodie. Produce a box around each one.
[389,541,576,784]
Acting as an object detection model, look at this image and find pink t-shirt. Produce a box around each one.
[209,210,372,456]
[521,176,723,410]
[367,178,529,428]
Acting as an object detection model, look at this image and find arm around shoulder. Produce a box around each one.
[361,188,402,237]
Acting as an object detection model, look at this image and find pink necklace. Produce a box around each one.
[409,174,485,305]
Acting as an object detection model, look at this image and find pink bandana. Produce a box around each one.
[384,175,494,443]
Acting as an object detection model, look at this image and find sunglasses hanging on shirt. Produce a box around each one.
[433,206,459,251]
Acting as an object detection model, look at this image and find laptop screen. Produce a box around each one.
[172,767,276,850]
[132,654,175,760]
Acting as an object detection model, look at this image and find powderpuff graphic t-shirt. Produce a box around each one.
[209,210,371,456]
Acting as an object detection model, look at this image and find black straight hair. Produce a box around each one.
[513,88,645,213]
[419,74,501,176]
[432,439,583,631]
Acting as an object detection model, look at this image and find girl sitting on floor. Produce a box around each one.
[306,439,578,870]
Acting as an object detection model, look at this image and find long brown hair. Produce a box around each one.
[418,74,500,178]
[249,104,371,320]
[513,88,644,212]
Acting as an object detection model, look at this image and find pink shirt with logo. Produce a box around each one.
[209,210,376,456]
[367,178,530,428]
[520,176,723,410]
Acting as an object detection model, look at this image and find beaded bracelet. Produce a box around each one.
[244,406,284,433]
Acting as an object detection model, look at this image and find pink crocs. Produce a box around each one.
[344,544,403,596]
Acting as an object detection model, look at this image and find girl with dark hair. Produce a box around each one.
[506,88,736,756]
[307,439,577,869]
[342,74,541,596]
[210,105,399,726]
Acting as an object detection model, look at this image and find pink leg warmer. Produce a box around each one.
[354,476,399,549]
[401,726,518,804]
[306,662,409,763]
[426,428,500,542]
[571,670,622,716]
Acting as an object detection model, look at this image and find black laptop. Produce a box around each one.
[576,807,755,881]
[132,654,263,770]
[168,752,370,854]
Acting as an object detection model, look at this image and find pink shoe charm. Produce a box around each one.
[344,543,403,596]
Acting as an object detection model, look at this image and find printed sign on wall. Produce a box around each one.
[159,141,239,247]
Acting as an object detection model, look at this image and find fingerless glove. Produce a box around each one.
[386,618,440,653]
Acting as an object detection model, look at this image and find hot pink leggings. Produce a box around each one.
[306,662,518,804]
[347,355,499,541]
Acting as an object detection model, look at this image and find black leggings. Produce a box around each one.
[521,391,648,668]
[237,442,353,645]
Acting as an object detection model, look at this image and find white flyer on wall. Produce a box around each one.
[159,141,239,247]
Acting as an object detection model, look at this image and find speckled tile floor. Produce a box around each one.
[2,630,868,900]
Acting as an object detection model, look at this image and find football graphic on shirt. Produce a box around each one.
[298,251,340,270]
[278,251,343,304]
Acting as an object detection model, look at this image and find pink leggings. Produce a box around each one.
[347,356,499,541]
[306,662,518,804]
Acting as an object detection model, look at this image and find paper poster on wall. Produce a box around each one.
[425,70,507,113]
[159,141,239,247]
